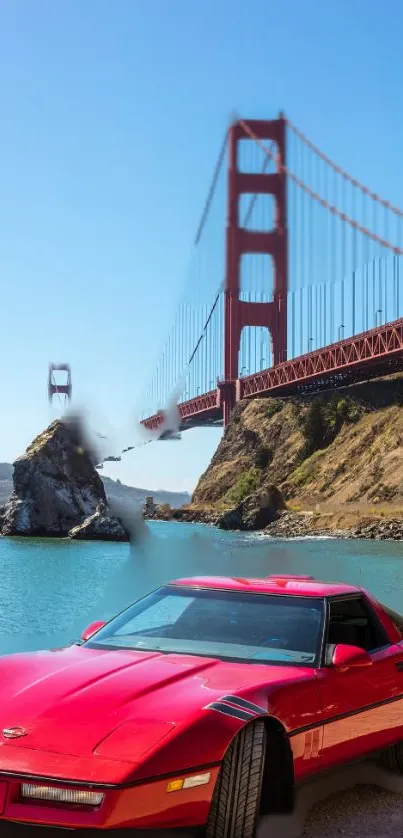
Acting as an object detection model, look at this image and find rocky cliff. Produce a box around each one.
[189,375,403,537]
[1,421,128,539]
[0,463,13,505]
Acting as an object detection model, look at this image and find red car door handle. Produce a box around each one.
[395,661,403,672]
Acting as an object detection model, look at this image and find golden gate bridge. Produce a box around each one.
[139,113,403,435]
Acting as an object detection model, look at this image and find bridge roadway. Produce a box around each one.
[141,316,403,433]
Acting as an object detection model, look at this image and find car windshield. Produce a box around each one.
[84,586,324,666]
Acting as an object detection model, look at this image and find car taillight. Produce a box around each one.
[21,783,104,807]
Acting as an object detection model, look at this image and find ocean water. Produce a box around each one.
[0,522,402,656]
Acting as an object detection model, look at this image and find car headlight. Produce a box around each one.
[21,783,104,807]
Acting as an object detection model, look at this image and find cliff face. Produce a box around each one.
[0,464,13,505]
[191,377,403,533]
[2,421,108,537]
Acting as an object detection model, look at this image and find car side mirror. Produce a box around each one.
[81,620,107,642]
[331,643,373,671]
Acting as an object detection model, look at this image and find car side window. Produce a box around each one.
[380,605,403,639]
[327,597,389,653]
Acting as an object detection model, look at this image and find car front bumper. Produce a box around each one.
[0,767,220,831]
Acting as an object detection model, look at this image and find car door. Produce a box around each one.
[316,594,403,770]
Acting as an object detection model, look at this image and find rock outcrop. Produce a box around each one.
[143,502,173,521]
[1,421,123,539]
[217,485,285,531]
[68,503,129,541]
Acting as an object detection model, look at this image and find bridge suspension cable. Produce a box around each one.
[194,129,228,246]
[182,138,277,379]
[137,126,230,424]
[286,118,403,217]
[237,116,403,255]
[141,128,283,420]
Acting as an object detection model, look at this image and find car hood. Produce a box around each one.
[0,644,309,763]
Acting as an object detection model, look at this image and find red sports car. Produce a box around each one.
[0,573,403,836]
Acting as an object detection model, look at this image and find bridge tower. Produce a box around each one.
[48,363,72,406]
[220,114,288,425]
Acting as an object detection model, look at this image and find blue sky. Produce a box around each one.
[1,0,403,493]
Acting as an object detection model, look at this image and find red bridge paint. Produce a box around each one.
[142,315,403,432]
[221,117,288,425]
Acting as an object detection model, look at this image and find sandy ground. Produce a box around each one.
[258,761,403,837]
[303,786,403,835]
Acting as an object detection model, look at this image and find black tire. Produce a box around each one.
[206,720,266,838]
[380,741,403,773]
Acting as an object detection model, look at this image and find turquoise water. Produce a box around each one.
[0,522,402,656]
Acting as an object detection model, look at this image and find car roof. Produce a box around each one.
[170,575,360,598]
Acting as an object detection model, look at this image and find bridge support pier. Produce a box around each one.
[222,115,288,426]
[217,380,237,427]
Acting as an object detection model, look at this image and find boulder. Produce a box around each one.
[241,485,285,529]
[68,503,129,542]
[217,485,285,531]
[1,421,106,537]
[217,506,244,530]
[145,503,173,521]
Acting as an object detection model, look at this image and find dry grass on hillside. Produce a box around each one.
[192,378,403,519]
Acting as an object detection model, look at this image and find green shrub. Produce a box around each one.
[225,467,261,506]
[300,394,362,460]
[266,399,283,419]
[291,452,321,486]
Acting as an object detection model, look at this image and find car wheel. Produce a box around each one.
[205,719,266,838]
[380,741,403,773]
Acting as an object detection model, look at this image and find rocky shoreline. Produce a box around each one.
[146,504,403,541]
[2,390,403,543]
[263,510,403,540]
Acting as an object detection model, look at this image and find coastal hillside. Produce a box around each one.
[191,376,403,536]
[101,477,191,509]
